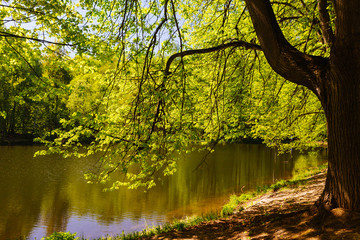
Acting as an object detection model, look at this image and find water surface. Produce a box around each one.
[0,144,327,239]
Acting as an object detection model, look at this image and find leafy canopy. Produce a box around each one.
[0,0,330,189]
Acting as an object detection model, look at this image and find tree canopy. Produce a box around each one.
[4,0,360,212]
[0,0,329,188]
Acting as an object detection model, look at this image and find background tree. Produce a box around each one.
[0,34,43,139]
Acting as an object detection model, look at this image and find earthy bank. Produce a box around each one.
[137,169,360,240]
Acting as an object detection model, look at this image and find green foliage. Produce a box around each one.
[0,36,72,139]
[42,232,78,240]
[1,0,330,189]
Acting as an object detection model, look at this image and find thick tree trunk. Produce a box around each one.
[318,48,360,211]
[244,0,360,212]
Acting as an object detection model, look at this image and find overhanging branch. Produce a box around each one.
[164,40,261,75]
[0,31,76,47]
[244,0,328,96]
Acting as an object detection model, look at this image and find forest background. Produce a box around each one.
[0,0,327,190]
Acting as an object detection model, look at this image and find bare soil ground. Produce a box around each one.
[143,171,360,239]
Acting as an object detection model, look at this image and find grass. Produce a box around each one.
[74,212,219,240]
[44,164,327,240]
[221,163,327,217]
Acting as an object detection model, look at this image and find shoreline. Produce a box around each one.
[136,166,358,239]
[43,161,335,239]
[43,163,360,239]
[77,165,335,239]
[138,167,328,239]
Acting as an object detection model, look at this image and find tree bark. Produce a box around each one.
[318,42,360,211]
[245,0,360,211]
[320,75,360,210]
[244,0,328,97]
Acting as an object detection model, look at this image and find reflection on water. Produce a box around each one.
[0,144,327,239]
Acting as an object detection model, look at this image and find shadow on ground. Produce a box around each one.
[142,172,360,240]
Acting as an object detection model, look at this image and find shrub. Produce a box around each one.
[42,232,78,240]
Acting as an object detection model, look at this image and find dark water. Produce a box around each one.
[0,144,327,239]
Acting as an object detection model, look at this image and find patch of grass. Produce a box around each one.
[292,163,327,180]
[42,232,79,240]
[221,192,256,216]
[84,212,220,240]
[220,163,327,217]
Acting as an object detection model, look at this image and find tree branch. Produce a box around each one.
[4,37,49,86]
[165,40,261,75]
[244,0,328,97]
[0,31,76,47]
[318,0,334,47]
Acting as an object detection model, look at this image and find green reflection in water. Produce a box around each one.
[0,144,326,239]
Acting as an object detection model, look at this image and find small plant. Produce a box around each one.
[42,232,78,240]
[174,222,186,231]
[221,192,256,216]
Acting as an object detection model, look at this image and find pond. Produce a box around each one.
[0,144,327,239]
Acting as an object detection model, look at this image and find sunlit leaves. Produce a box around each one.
[1,0,330,190]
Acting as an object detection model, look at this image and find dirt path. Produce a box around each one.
[143,171,360,239]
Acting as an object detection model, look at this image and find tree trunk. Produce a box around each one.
[244,0,360,212]
[8,102,16,135]
[318,48,360,211]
